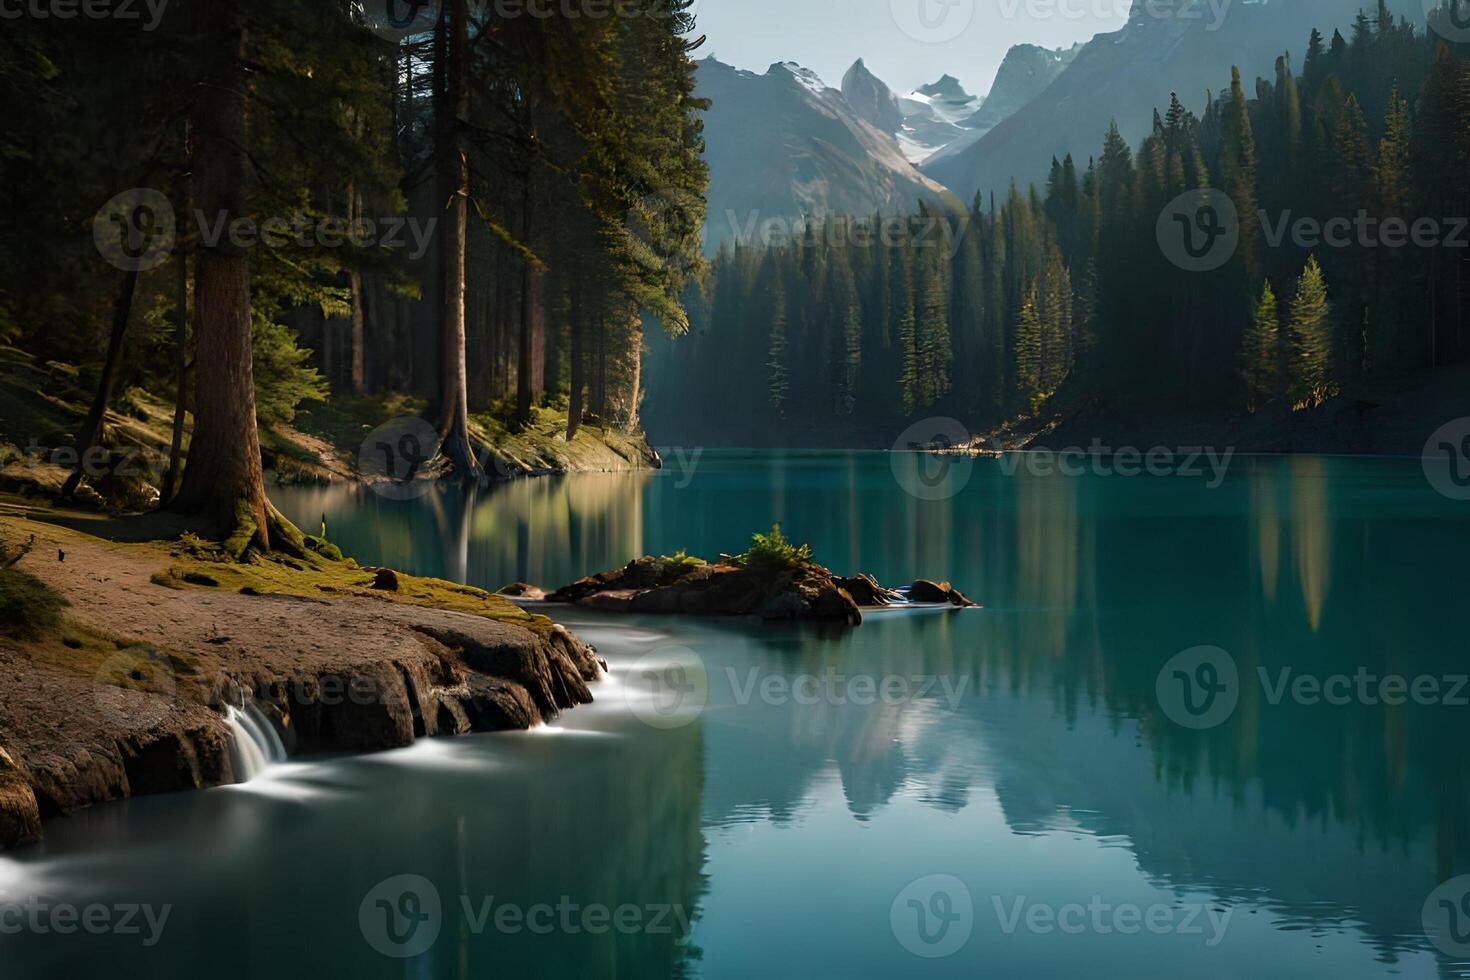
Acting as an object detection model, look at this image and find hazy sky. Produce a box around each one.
[691,0,1127,96]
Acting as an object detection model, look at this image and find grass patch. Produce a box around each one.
[153,545,556,636]
[24,622,209,705]
[0,565,68,639]
[655,550,706,573]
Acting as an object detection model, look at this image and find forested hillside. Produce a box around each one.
[0,0,706,546]
[645,6,1470,449]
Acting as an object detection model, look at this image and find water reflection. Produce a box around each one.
[11,452,1460,976]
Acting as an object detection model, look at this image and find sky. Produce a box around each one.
[691,0,1128,97]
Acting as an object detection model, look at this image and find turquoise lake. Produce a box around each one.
[2,450,1468,977]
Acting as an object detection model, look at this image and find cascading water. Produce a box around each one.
[225,702,287,782]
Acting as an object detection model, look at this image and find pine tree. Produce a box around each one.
[1038,247,1073,394]
[1376,85,1410,216]
[833,255,862,413]
[898,297,920,415]
[1220,66,1259,285]
[767,274,789,418]
[1242,281,1280,411]
[952,205,985,395]
[1328,94,1375,393]
[1368,85,1411,381]
[1303,29,1326,90]
[916,246,952,408]
[1013,285,1042,412]
[1276,56,1302,182]
[1287,255,1333,408]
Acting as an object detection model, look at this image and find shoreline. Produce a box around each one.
[644,363,1470,458]
[0,502,606,851]
[0,347,660,513]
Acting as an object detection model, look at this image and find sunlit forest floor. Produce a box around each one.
[0,346,657,513]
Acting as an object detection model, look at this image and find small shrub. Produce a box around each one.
[0,566,68,639]
[657,550,703,570]
[738,523,812,570]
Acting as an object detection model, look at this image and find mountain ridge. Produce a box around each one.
[695,57,955,250]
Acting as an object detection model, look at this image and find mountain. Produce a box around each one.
[841,61,985,164]
[696,58,953,249]
[922,0,1419,204]
[915,74,972,103]
[840,58,905,135]
[923,45,1078,171]
[895,75,983,162]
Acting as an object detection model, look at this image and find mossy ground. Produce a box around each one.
[0,346,654,514]
[0,565,68,640]
[22,622,207,706]
[149,531,555,636]
[0,502,557,721]
[469,404,654,477]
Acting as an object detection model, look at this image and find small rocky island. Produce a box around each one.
[506,525,978,626]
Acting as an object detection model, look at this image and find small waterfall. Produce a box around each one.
[225,702,287,782]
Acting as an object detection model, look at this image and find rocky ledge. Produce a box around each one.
[0,514,605,851]
[534,554,977,626]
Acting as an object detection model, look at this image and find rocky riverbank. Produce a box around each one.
[0,502,605,851]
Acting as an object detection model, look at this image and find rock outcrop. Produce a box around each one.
[0,517,607,851]
[0,615,604,851]
[0,746,40,848]
[549,555,866,625]
[544,556,978,624]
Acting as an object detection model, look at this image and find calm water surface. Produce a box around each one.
[2,450,1468,977]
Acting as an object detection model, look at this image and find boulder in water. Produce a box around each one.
[497,582,546,601]
[909,579,979,607]
[837,574,902,606]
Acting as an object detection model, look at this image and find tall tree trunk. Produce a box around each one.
[162,120,193,504]
[172,0,277,552]
[435,0,481,478]
[319,304,335,388]
[161,218,190,503]
[566,265,584,441]
[624,320,642,432]
[517,259,545,424]
[425,0,448,421]
[61,269,139,498]
[515,174,544,426]
[348,184,366,395]
[593,315,607,417]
